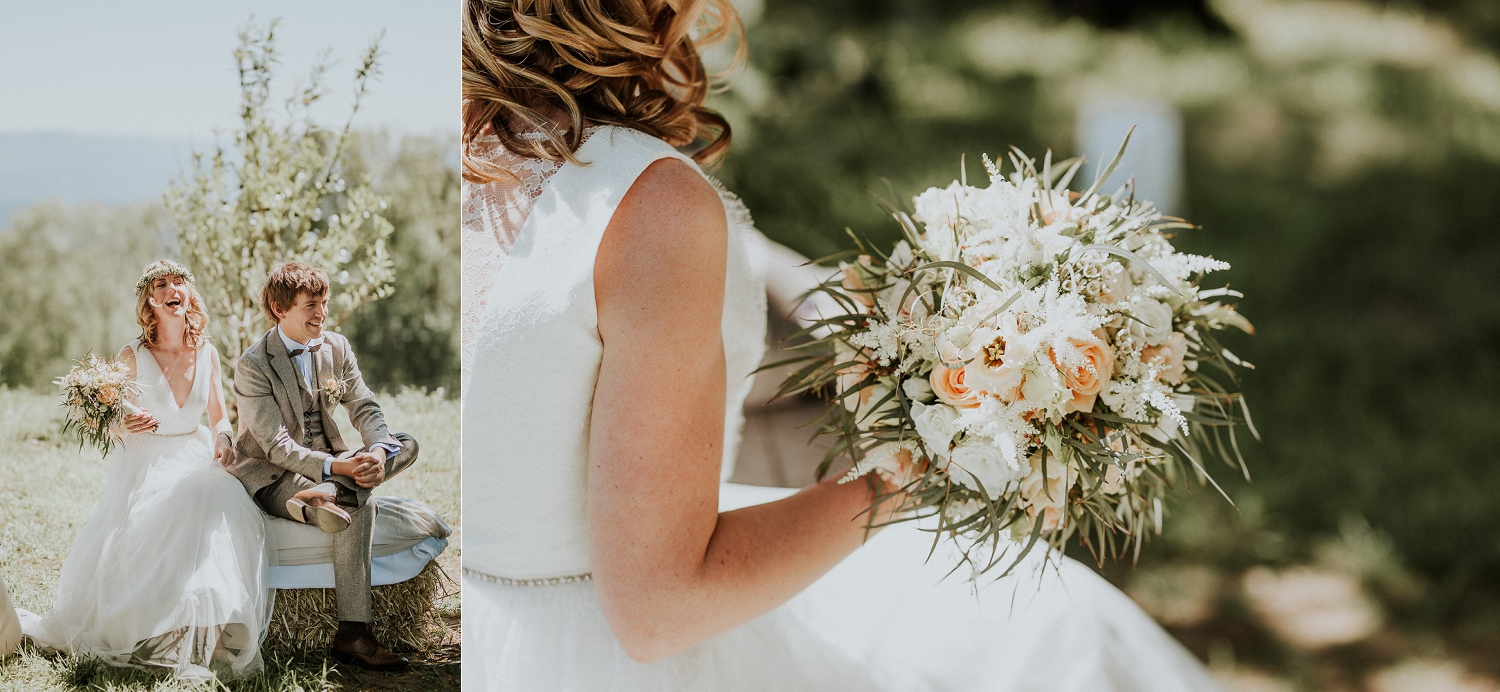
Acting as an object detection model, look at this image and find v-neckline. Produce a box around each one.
[141,345,197,410]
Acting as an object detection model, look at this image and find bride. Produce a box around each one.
[22,260,297,682]
[461,1,1223,689]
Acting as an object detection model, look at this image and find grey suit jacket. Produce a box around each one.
[227,327,398,497]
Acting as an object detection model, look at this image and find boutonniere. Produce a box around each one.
[320,375,352,405]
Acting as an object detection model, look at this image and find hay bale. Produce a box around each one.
[263,561,451,654]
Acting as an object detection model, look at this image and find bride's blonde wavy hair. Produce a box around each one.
[462,0,743,181]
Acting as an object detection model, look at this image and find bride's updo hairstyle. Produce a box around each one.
[135,259,210,350]
[461,0,743,180]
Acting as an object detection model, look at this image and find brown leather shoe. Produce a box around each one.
[331,632,410,672]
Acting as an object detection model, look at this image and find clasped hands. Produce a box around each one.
[331,446,388,489]
[122,410,159,434]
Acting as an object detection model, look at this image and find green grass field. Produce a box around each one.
[0,387,460,691]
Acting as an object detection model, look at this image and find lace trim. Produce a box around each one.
[461,126,607,376]
[463,566,593,587]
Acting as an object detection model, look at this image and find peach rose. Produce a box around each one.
[929,363,980,408]
[836,343,873,412]
[841,255,876,308]
[97,387,117,406]
[1021,454,1068,531]
[1142,331,1188,385]
[1053,337,1114,413]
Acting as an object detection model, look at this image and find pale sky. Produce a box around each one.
[0,1,456,139]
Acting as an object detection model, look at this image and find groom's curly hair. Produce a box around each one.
[461,0,743,181]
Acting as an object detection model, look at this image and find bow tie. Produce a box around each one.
[288,343,322,358]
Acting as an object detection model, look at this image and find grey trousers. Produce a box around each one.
[254,432,419,621]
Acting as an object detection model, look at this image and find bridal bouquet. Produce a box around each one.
[783,136,1257,576]
[57,353,141,456]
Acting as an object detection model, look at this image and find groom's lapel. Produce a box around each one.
[312,343,335,398]
[265,329,308,430]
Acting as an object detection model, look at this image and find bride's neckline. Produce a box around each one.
[139,343,200,410]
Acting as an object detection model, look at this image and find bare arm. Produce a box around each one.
[206,346,234,464]
[589,159,889,663]
[115,345,156,435]
[206,346,232,436]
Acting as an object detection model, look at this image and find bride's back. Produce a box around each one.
[460,126,766,584]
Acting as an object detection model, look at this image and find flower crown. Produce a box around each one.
[135,261,196,294]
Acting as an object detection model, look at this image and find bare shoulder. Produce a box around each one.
[116,343,137,364]
[609,158,725,258]
[597,158,727,312]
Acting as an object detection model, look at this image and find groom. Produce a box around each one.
[226,261,418,671]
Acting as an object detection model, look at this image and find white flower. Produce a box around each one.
[947,437,1026,492]
[902,376,935,404]
[936,324,982,365]
[842,440,916,483]
[1127,298,1174,346]
[1019,358,1068,411]
[888,240,916,271]
[941,497,987,523]
[848,317,901,365]
[911,401,961,456]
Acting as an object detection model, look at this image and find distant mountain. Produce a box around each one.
[0,133,198,225]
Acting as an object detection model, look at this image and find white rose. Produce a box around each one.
[937,324,977,365]
[902,376,934,404]
[889,240,915,270]
[947,438,1025,492]
[857,383,899,423]
[1019,359,1067,410]
[911,401,960,456]
[1128,298,1173,346]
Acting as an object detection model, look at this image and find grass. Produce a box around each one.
[0,386,460,691]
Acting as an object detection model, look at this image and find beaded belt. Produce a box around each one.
[463,567,592,587]
[150,428,201,438]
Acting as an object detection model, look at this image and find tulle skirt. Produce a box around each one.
[24,427,274,682]
[463,483,1222,691]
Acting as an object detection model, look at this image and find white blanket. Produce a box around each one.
[267,496,451,589]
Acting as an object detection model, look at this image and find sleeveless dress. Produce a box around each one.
[21,342,274,682]
[461,126,1224,691]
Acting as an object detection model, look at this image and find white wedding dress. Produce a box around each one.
[21,341,273,682]
[461,126,1223,691]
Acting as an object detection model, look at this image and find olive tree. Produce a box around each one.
[165,20,395,395]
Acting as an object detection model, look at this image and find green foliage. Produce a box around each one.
[165,20,396,388]
[0,202,163,389]
[338,134,462,394]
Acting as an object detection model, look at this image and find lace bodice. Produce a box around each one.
[462,129,601,373]
[128,340,211,435]
[461,126,768,581]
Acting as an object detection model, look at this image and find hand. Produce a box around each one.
[332,450,387,489]
[213,432,235,467]
[349,451,388,488]
[122,410,158,434]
